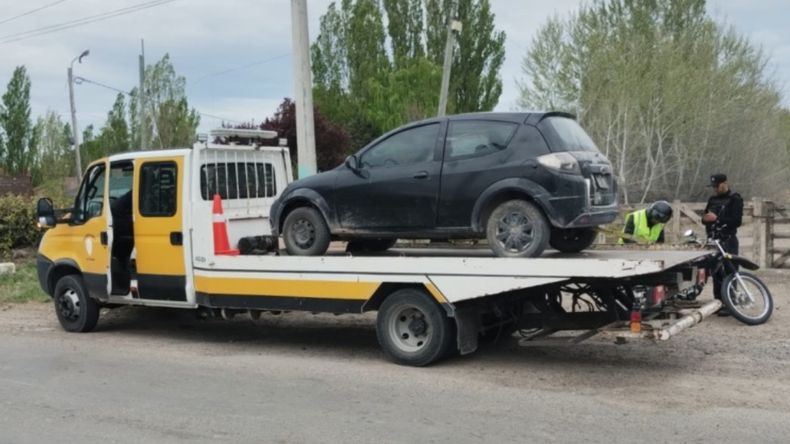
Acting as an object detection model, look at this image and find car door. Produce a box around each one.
[68,161,111,298]
[334,122,443,230]
[437,120,521,227]
[133,157,187,301]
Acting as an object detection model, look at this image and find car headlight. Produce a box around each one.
[537,153,581,175]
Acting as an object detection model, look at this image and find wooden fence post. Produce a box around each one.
[766,200,775,268]
[672,200,681,243]
[752,197,763,267]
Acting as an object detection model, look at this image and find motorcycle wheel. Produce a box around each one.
[720,272,773,325]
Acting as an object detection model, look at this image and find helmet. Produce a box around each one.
[648,200,673,224]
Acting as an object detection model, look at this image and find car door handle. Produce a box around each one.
[413,171,429,179]
[170,231,183,246]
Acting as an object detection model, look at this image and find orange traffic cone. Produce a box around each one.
[212,193,240,256]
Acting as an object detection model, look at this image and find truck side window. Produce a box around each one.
[72,164,106,224]
[139,162,177,217]
[200,162,277,200]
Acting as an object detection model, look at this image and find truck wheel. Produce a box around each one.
[486,200,549,258]
[283,207,331,256]
[53,274,99,333]
[376,288,454,366]
[346,238,397,254]
[549,227,598,253]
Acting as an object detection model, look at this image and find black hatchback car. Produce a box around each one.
[271,112,618,257]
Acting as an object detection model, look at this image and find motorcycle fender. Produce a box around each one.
[727,254,760,271]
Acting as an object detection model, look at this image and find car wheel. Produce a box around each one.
[53,274,99,333]
[486,200,549,258]
[376,288,454,366]
[283,207,331,256]
[346,238,397,254]
[549,227,598,253]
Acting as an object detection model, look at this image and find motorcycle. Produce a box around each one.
[682,227,773,325]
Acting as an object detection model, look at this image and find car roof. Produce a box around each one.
[403,111,576,127]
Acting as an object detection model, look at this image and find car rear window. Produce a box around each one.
[445,120,518,159]
[538,117,600,153]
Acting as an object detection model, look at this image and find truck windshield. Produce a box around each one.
[538,117,600,153]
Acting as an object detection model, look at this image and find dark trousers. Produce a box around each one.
[713,235,739,300]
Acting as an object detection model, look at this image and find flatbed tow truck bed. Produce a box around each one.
[186,247,720,364]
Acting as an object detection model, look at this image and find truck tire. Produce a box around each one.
[376,288,454,366]
[486,200,549,258]
[346,238,397,254]
[283,207,331,256]
[549,227,598,253]
[53,274,99,333]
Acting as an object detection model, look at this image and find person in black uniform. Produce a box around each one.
[702,173,743,316]
[111,190,134,266]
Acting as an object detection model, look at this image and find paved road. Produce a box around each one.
[2,288,790,443]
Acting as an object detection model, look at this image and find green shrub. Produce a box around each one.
[0,194,41,258]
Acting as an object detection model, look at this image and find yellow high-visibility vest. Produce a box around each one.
[619,209,664,244]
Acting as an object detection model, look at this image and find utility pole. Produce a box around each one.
[290,0,317,178]
[68,49,89,178]
[138,39,146,150]
[437,11,462,117]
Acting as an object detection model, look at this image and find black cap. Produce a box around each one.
[709,173,727,187]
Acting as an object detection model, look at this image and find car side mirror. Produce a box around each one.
[345,154,359,171]
[345,154,368,178]
[36,197,56,228]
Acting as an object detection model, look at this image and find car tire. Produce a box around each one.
[346,238,397,254]
[53,274,100,333]
[376,288,454,366]
[486,200,549,258]
[549,227,598,253]
[283,207,331,256]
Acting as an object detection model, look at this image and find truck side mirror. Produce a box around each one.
[36,198,56,228]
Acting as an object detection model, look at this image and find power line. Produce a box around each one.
[0,0,177,45]
[0,0,68,26]
[193,53,291,83]
[75,75,246,126]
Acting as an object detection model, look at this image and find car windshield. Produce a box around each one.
[538,117,600,153]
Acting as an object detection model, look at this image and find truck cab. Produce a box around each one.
[36,130,292,322]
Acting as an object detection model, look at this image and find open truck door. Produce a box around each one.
[132,156,187,301]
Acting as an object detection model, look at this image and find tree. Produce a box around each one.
[230,98,350,175]
[97,93,130,156]
[311,0,506,147]
[130,54,200,149]
[425,0,505,113]
[0,66,35,175]
[518,0,789,202]
[261,98,351,173]
[31,110,73,186]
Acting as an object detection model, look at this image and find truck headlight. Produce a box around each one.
[537,153,581,175]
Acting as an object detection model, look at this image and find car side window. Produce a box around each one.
[72,164,106,224]
[139,162,178,217]
[360,123,439,169]
[445,121,518,160]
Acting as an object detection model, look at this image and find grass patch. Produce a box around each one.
[0,259,50,303]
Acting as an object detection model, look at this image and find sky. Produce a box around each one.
[0,0,788,138]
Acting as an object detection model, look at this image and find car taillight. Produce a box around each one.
[536,153,581,175]
[650,285,666,307]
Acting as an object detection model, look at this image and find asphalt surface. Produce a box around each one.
[2,273,790,443]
